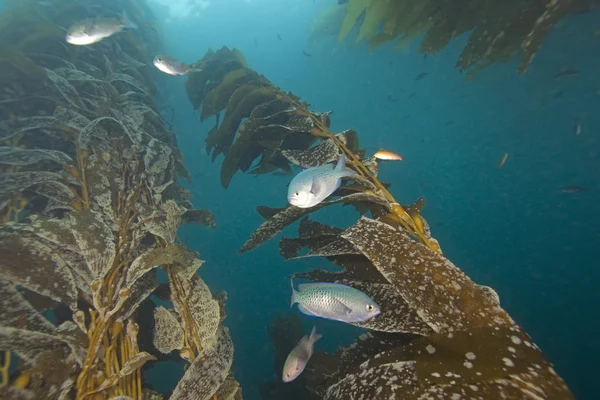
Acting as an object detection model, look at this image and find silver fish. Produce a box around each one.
[290,279,381,323]
[282,326,322,383]
[153,55,202,76]
[65,12,137,45]
[287,154,356,208]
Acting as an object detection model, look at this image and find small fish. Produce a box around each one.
[374,149,403,161]
[498,153,508,170]
[302,50,312,57]
[153,55,202,76]
[288,154,356,208]
[290,279,381,323]
[338,0,348,4]
[277,33,282,41]
[282,326,322,383]
[415,72,428,80]
[561,185,585,193]
[573,119,581,135]
[553,68,579,79]
[65,12,137,45]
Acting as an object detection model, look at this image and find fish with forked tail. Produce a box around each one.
[153,55,203,76]
[65,12,138,45]
[282,326,322,382]
[287,154,356,208]
[290,279,380,323]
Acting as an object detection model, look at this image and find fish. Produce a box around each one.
[415,72,428,80]
[553,68,579,79]
[498,152,508,170]
[302,50,312,57]
[374,149,403,161]
[573,119,581,135]
[561,185,585,193]
[338,0,349,4]
[290,279,381,323]
[277,33,282,40]
[65,12,137,45]
[287,154,356,208]
[282,326,322,383]
[153,55,202,76]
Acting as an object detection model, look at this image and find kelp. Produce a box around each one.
[185,47,574,399]
[0,1,239,399]
[333,0,600,77]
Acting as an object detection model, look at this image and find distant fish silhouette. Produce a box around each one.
[277,33,282,40]
[415,72,428,80]
[408,92,416,99]
[573,119,581,135]
[498,153,508,170]
[302,50,312,57]
[561,185,585,193]
[553,68,578,79]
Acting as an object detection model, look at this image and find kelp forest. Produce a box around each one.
[0,0,239,399]
[0,0,593,399]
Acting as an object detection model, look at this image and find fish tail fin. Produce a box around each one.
[121,10,138,30]
[190,67,203,73]
[309,326,322,344]
[335,153,357,177]
[290,277,296,308]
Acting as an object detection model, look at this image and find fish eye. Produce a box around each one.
[295,192,299,196]
[366,304,374,312]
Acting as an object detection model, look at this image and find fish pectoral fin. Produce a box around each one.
[309,178,323,196]
[331,298,353,316]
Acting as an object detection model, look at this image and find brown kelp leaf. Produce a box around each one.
[292,237,361,259]
[256,205,284,220]
[0,146,73,166]
[144,138,173,187]
[85,153,118,218]
[77,116,126,149]
[201,68,260,120]
[142,200,182,244]
[185,275,221,352]
[281,138,339,168]
[325,359,420,400]
[120,352,156,376]
[170,327,234,400]
[176,257,205,282]
[206,84,277,159]
[31,180,75,207]
[0,116,57,142]
[106,73,150,97]
[0,280,55,334]
[0,171,66,202]
[118,270,159,321]
[0,232,77,309]
[55,321,88,365]
[336,129,360,153]
[0,387,35,400]
[214,375,241,400]
[182,209,217,228]
[126,243,196,287]
[340,217,511,333]
[0,326,72,364]
[66,210,116,279]
[45,68,86,109]
[153,306,184,354]
[299,217,344,238]
[241,192,391,253]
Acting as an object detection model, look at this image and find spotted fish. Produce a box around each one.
[282,326,322,383]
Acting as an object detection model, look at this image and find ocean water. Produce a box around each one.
[1,0,599,399]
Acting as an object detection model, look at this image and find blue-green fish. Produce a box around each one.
[290,279,381,323]
[282,326,322,383]
[287,154,356,208]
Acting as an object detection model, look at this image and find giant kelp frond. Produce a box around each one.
[0,1,238,399]
[186,48,574,399]
[335,0,600,77]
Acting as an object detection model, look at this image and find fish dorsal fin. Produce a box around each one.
[297,283,311,291]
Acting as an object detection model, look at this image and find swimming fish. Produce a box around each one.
[282,326,322,383]
[561,185,585,193]
[498,152,508,170]
[374,149,403,161]
[287,154,356,208]
[65,12,137,45]
[290,279,381,323]
[153,55,202,76]
[573,119,581,135]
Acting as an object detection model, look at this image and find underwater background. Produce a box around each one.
[0,0,598,399]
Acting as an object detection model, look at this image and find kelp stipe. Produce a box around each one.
[0,1,240,399]
[186,47,574,399]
